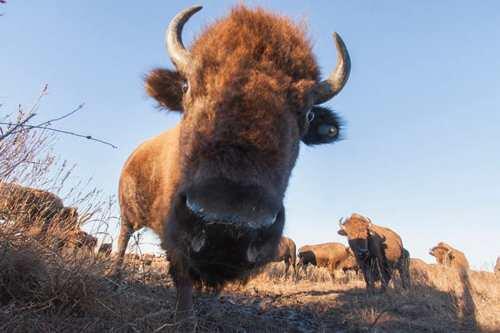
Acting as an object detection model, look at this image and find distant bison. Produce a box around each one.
[429,242,469,270]
[338,213,410,291]
[298,242,351,278]
[336,247,360,276]
[495,257,500,274]
[115,4,351,321]
[0,182,78,233]
[409,258,430,282]
[271,236,297,277]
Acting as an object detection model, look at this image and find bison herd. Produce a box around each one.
[273,213,476,293]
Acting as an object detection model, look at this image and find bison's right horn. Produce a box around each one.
[338,217,344,228]
[165,5,202,74]
[312,32,351,105]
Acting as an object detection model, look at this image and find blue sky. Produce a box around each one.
[1,1,499,269]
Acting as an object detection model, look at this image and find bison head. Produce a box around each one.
[148,6,350,286]
[429,242,453,265]
[337,213,373,259]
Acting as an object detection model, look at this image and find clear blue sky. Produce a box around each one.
[1,1,499,269]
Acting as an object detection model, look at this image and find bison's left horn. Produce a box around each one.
[165,5,202,74]
[338,217,344,228]
[312,32,351,105]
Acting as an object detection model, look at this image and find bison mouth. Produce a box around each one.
[165,189,284,287]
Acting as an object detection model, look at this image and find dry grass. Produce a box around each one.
[1,235,499,333]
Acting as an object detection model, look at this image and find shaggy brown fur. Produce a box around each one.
[430,242,470,270]
[297,242,350,279]
[338,213,411,291]
[272,236,297,277]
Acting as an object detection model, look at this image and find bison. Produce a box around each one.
[338,213,410,291]
[114,5,351,321]
[297,242,351,279]
[409,258,431,282]
[271,236,297,277]
[0,182,78,234]
[337,247,360,276]
[495,257,500,274]
[429,242,469,270]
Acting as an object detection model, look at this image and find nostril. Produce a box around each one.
[261,212,278,228]
[185,194,280,229]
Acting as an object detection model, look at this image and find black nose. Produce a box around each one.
[356,248,369,259]
[185,178,280,229]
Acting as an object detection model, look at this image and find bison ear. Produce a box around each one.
[337,229,347,236]
[144,68,186,112]
[301,106,342,145]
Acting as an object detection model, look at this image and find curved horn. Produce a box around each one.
[165,5,202,74]
[312,32,351,105]
[338,217,344,228]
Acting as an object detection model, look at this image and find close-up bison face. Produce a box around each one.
[147,6,350,285]
[338,214,371,259]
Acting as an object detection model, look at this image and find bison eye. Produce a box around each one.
[181,81,189,94]
[318,124,338,137]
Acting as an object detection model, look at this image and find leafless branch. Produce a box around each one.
[0,113,36,141]
[33,103,85,128]
[0,85,117,148]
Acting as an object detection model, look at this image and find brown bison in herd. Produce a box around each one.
[429,242,469,270]
[0,182,96,252]
[298,242,358,278]
[115,5,351,321]
[271,236,297,277]
[338,213,411,291]
[0,182,78,233]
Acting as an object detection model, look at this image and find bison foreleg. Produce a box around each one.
[399,255,411,290]
[284,257,290,278]
[378,260,392,291]
[171,260,196,331]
